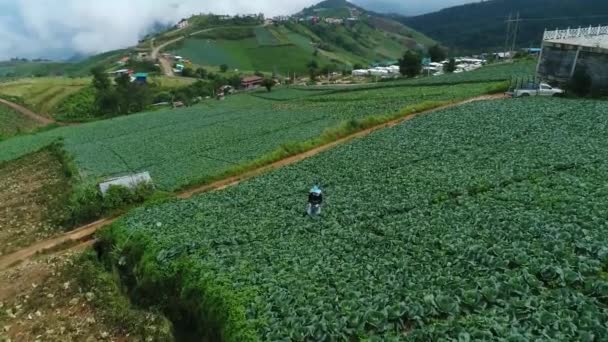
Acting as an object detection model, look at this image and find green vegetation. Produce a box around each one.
[0,80,501,191]
[399,50,422,77]
[170,35,331,74]
[168,15,435,74]
[400,0,608,52]
[0,77,89,115]
[103,97,608,340]
[0,50,127,79]
[195,26,256,40]
[0,103,42,140]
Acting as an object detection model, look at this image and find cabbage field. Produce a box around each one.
[106,98,608,340]
[0,81,499,190]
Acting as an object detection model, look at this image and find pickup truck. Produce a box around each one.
[508,83,565,98]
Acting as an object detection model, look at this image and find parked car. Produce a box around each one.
[508,83,564,98]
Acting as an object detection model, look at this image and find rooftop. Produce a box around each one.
[544,25,608,49]
[242,76,264,82]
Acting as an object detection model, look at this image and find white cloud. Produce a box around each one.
[0,0,325,60]
[0,0,473,60]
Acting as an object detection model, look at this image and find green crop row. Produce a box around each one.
[105,97,608,340]
[0,82,499,191]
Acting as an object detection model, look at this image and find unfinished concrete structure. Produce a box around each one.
[537,25,608,88]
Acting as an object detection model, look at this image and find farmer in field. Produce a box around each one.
[307,185,323,217]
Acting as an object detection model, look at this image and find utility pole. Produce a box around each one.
[510,12,521,61]
[504,12,513,59]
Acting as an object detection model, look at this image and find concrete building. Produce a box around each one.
[537,25,608,88]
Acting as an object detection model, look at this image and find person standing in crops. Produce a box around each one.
[307,185,323,217]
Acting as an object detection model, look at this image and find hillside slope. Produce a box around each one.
[158,0,435,74]
[398,0,608,53]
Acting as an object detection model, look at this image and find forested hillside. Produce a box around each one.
[398,0,608,53]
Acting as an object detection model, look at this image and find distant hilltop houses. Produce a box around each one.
[174,10,359,27]
[176,19,189,29]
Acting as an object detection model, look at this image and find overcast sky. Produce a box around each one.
[0,0,475,61]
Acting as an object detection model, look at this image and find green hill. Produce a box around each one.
[157,0,435,74]
[398,0,608,53]
[0,49,128,79]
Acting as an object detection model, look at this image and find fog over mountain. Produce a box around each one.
[0,0,474,60]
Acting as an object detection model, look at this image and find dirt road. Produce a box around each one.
[150,28,218,76]
[0,94,504,270]
[0,218,115,270]
[0,98,55,125]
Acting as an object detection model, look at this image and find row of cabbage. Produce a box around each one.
[0,82,497,190]
[106,98,608,340]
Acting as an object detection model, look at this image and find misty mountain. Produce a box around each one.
[397,0,608,53]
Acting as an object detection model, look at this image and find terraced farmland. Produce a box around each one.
[0,103,42,139]
[107,98,608,340]
[0,77,89,115]
[0,81,500,190]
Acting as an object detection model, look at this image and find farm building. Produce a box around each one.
[241,76,264,89]
[537,25,608,88]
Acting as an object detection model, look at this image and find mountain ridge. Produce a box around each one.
[397,0,608,53]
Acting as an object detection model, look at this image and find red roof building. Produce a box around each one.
[241,76,264,89]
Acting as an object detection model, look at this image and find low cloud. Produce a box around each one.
[0,0,473,60]
[0,0,320,60]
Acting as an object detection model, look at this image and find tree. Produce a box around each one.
[195,67,208,79]
[228,74,242,89]
[254,70,264,77]
[399,51,422,78]
[428,44,447,63]
[181,67,194,78]
[220,64,229,73]
[91,66,118,115]
[353,63,364,70]
[444,58,457,73]
[307,60,319,81]
[91,66,111,92]
[262,78,274,92]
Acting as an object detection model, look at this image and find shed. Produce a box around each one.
[99,172,152,195]
[537,25,608,88]
[134,73,148,84]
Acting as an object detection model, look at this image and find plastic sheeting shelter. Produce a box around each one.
[99,172,153,195]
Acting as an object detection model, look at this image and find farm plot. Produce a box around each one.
[107,98,608,341]
[0,82,498,191]
[254,27,281,46]
[0,102,42,139]
[0,77,89,115]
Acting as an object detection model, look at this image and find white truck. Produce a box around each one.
[509,83,565,98]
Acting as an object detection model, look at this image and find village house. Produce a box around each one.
[325,18,344,25]
[241,76,264,89]
[176,19,189,29]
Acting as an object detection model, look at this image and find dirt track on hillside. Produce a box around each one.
[0,93,505,270]
[0,98,55,125]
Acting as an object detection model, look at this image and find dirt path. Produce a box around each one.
[0,94,504,270]
[178,94,504,198]
[0,218,114,270]
[0,98,55,125]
